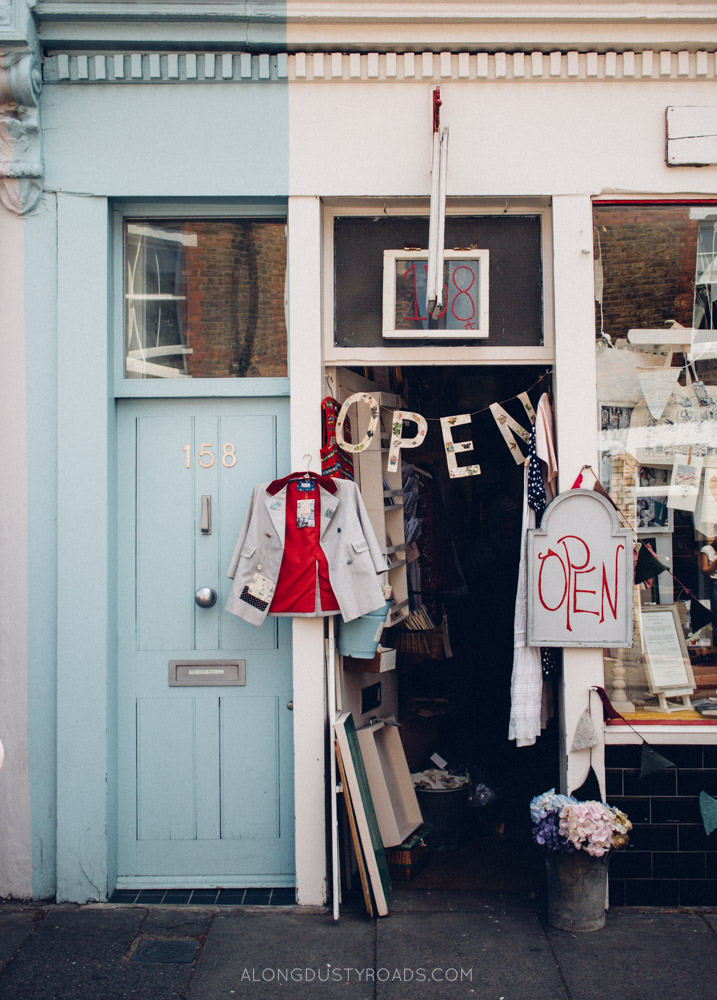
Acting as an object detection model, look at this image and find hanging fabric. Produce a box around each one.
[509,390,558,741]
[321,396,355,480]
[508,460,546,747]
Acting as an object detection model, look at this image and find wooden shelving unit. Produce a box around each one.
[327,367,409,626]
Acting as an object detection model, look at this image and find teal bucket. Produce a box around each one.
[337,601,391,659]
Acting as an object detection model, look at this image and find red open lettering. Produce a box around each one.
[600,544,624,622]
[537,534,622,633]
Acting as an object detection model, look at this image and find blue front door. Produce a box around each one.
[116,397,294,886]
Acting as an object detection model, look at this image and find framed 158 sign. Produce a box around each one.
[382,249,490,339]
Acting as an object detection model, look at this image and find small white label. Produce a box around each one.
[297,497,315,528]
[430,752,448,769]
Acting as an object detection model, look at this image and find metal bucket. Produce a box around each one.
[337,601,391,658]
[414,786,469,853]
[545,850,610,932]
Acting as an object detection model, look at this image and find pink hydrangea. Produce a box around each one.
[559,801,617,857]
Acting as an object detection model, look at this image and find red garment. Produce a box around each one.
[269,480,340,614]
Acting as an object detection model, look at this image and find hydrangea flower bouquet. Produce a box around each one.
[530,789,632,857]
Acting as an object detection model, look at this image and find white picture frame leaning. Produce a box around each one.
[382,249,489,339]
[640,604,696,694]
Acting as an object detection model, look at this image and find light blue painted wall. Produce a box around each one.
[33,34,289,901]
[43,83,290,196]
[24,195,60,899]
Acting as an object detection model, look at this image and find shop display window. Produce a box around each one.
[124,218,287,379]
[594,202,717,723]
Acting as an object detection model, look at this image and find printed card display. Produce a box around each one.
[667,454,703,512]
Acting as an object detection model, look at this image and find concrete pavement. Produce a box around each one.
[1,890,716,1000]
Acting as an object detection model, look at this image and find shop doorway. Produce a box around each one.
[115,396,295,888]
[337,364,559,892]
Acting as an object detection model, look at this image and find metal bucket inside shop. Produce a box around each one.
[414,785,470,853]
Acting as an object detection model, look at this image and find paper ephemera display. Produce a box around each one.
[667,454,703,512]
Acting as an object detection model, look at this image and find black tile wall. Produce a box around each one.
[629,824,677,852]
[605,744,717,906]
[624,879,680,906]
[678,769,717,796]
[623,768,677,797]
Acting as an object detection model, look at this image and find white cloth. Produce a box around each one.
[508,463,546,747]
[535,393,558,502]
[701,544,717,579]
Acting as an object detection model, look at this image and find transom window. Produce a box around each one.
[124,218,287,379]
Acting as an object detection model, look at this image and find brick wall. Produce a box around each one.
[593,205,699,342]
[181,219,287,378]
[606,743,717,906]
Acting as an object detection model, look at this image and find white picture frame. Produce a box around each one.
[640,604,696,699]
[667,453,704,512]
[382,249,489,339]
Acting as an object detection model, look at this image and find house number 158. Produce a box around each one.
[183,443,237,468]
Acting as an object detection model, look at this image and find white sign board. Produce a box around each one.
[667,106,717,166]
[527,489,634,648]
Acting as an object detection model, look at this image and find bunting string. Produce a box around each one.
[418,368,553,421]
[573,465,717,631]
[576,464,717,632]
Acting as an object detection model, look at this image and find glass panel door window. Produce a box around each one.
[125,219,288,379]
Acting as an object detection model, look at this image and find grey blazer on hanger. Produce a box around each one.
[225,476,388,626]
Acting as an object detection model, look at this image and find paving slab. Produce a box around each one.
[0,907,42,971]
[390,889,543,915]
[0,906,194,1000]
[139,904,215,941]
[188,908,376,999]
[375,907,566,1000]
[546,909,717,1000]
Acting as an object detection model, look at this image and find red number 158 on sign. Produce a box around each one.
[383,249,490,340]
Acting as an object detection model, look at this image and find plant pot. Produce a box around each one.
[545,850,610,932]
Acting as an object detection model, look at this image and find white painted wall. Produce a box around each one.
[552,195,606,796]
[287,78,717,197]
[287,197,328,906]
[0,203,32,899]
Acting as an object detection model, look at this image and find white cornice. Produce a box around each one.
[34,4,717,54]
[43,47,717,83]
[33,2,717,25]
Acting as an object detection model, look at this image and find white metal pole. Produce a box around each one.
[426,129,441,316]
[326,615,341,919]
[434,126,449,318]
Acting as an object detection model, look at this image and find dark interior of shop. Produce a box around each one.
[348,365,560,893]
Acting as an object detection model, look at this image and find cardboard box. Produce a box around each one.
[342,647,396,674]
[356,718,423,847]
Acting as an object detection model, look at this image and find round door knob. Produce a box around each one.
[195,587,217,608]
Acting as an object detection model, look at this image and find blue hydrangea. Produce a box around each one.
[529,789,577,824]
[532,812,576,853]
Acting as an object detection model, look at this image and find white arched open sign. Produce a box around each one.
[527,489,634,648]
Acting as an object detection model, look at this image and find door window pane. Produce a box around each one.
[124,219,287,378]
